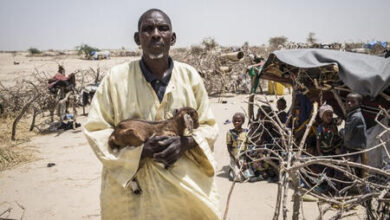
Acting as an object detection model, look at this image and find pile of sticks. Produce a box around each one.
[224,93,390,219]
[172,45,267,96]
[0,67,103,140]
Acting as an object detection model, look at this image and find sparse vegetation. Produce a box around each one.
[28,47,41,55]
[269,36,288,49]
[76,44,99,59]
[189,45,204,56]
[306,32,317,44]
[201,37,219,51]
[0,115,35,171]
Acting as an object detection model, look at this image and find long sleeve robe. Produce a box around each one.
[84,60,220,220]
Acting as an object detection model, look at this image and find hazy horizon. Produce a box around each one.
[1,0,389,51]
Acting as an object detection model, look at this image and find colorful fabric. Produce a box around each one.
[226,128,248,158]
[51,73,68,81]
[319,104,333,119]
[48,73,69,89]
[316,121,342,154]
[84,60,220,220]
[296,93,313,126]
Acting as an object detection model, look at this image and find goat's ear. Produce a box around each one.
[183,113,193,133]
[173,108,179,116]
[120,128,146,143]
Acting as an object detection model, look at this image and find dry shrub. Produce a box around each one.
[0,115,36,171]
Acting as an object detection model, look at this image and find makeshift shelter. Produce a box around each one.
[364,41,387,49]
[250,49,390,167]
[257,49,390,126]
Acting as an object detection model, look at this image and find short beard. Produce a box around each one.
[148,53,164,60]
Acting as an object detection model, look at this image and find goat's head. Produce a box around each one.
[174,107,199,133]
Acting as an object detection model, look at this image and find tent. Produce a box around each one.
[258,49,390,128]
[364,40,387,49]
[256,49,390,167]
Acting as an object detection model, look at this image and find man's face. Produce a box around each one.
[135,11,176,60]
[345,95,360,112]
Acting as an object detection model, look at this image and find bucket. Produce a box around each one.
[268,81,285,95]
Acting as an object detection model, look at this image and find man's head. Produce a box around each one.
[277,98,287,111]
[134,9,176,60]
[58,65,65,74]
[346,92,363,112]
[232,112,245,130]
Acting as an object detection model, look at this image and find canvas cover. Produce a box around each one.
[260,49,390,98]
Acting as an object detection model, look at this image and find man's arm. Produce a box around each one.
[351,115,367,149]
[84,72,144,189]
[153,66,218,175]
[153,136,197,168]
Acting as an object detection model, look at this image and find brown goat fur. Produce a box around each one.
[108,107,199,152]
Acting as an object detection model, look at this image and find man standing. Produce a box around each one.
[84,9,220,220]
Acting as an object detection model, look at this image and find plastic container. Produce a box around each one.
[268,81,285,95]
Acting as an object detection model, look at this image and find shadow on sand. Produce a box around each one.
[216,165,231,179]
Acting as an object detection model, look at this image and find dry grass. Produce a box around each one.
[0,115,37,171]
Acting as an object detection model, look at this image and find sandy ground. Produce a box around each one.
[0,52,131,87]
[0,54,362,219]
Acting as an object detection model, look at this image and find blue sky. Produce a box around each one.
[0,0,389,50]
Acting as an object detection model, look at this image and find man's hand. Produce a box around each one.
[141,136,170,158]
[153,136,197,168]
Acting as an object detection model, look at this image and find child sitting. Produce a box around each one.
[252,105,280,182]
[249,156,269,182]
[316,104,342,156]
[226,112,251,181]
[256,105,279,144]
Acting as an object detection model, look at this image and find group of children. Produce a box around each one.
[226,92,368,182]
[226,98,287,182]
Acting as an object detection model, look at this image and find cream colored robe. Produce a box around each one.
[84,60,220,220]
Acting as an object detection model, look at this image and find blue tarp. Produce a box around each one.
[364,41,387,49]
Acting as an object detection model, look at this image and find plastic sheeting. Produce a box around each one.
[261,49,390,98]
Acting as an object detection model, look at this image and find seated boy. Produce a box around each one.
[249,154,270,182]
[256,105,279,144]
[253,105,280,182]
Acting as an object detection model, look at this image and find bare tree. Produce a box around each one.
[307,32,317,44]
[269,36,288,49]
[201,37,219,51]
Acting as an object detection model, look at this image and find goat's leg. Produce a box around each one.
[130,178,142,195]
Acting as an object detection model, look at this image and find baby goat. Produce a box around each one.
[108,107,199,152]
[108,107,199,194]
